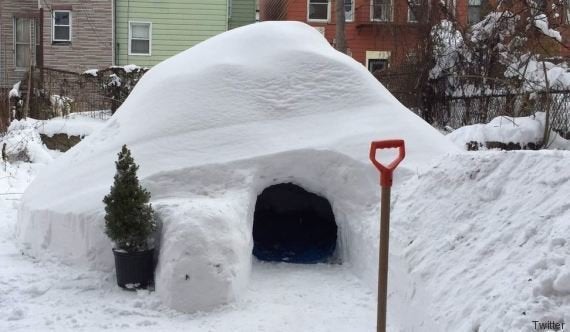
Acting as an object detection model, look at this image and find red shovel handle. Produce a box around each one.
[369,139,406,188]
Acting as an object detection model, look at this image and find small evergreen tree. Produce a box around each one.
[103,145,156,252]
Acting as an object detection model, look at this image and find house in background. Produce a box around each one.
[115,0,256,67]
[1,0,256,88]
[0,0,113,88]
[259,0,483,73]
[259,0,570,73]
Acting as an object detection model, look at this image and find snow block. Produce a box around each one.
[17,21,458,312]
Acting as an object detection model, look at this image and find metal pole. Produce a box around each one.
[377,186,391,332]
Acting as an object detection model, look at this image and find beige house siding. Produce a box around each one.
[0,1,38,88]
[39,0,113,72]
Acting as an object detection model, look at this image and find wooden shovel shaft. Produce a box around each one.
[377,186,391,332]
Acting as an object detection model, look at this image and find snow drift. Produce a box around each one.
[449,112,570,151]
[17,21,458,312]
[392,151,570,331]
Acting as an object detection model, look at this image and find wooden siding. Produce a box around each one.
[229,0,256,30]
[116,0,228,67]
[0,0,38,88]
[40,0,114,72]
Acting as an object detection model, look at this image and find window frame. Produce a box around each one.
[407,0,421,23]
[370,0,393,22]
[128,21,152,56]
[52,10,72,43]
[344,0,355,22]
[14,17,33,71]
[307,0,331,23]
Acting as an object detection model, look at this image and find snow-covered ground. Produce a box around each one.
[2,21,569,332]
[448,112,570,151]
[392,150,570,331]
[2,148,568,331]
[1,197,376,331]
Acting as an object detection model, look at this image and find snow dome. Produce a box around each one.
[18,21,458,312]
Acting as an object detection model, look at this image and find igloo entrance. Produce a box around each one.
[252,183,337,263]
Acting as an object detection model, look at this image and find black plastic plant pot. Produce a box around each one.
[112,248,155,290]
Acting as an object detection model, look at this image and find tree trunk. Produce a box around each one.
[335,0,347,53]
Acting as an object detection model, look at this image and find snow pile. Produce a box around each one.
[84,64,145,77]
[392,150,570,331]
[1,114,108,163]
[34,112,109,138]
[18,21,458,313]
[448,112,570,150]
[1,121,54,164]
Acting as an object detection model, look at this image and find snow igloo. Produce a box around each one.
[17,21,457,312]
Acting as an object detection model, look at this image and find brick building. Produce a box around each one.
[260,0,570,72]
[0,0,113,88]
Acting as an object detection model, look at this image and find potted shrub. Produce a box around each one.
[103,145,156,289]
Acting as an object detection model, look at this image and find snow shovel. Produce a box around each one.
[369,139,406,332]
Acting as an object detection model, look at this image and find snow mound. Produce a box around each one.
[392,151,570,331]
[1,114,109,163]
[18,21,458,313]
[448,112,570,150]
[2,120,54,164]
[34,112,110,138]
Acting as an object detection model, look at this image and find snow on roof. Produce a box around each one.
[18,21,459,313]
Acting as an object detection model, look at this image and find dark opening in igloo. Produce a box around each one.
[252,183,337,264]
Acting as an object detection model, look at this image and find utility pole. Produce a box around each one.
[335,0,347,53]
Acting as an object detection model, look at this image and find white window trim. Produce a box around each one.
[408,1,419,23]
[370,0,393,22]
[366,50,391,72]
[307,0,331,23]
[14,17,31,71]
[128,21,152,56]
[345,0,355,22]
[52,10,72,43]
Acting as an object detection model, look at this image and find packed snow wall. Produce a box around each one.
[17,21,458,312]
[391,151,570,331]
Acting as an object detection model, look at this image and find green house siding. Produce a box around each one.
[228,0,256,30]
[116,0,228,67]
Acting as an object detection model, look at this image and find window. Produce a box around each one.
[368,59,388,73]
[129,22,151,56]
[345,0,354,22]
[14,18,34,69]
[408,0,421,23]
[366,50,390,73]
[308,0,330,22]
[468,0,483,24]
[52,10,71,42]
[371,0,393,22]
